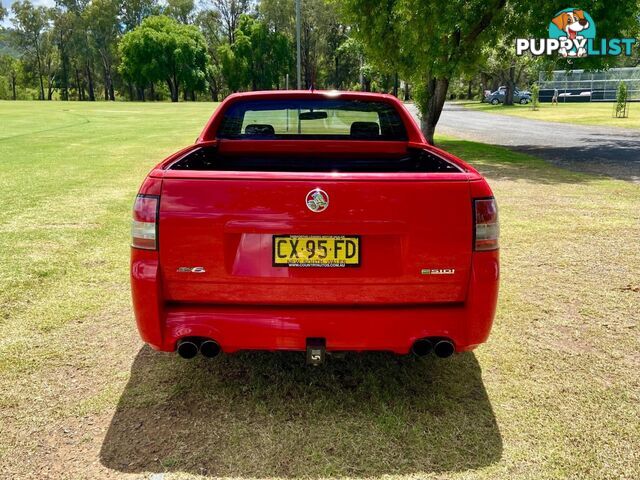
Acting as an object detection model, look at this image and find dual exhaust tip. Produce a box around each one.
[177,338,220,359]
[178,337,455,359]
[412,338,455,358]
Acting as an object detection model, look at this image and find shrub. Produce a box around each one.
[615,81,628,118]
[531,83,540,111]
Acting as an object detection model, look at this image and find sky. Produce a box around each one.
[2,0,57,28]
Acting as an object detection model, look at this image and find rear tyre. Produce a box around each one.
[490,98,500,105]
[520,98,529,105]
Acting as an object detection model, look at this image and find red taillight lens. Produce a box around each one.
[474,198,499,251]
[132,195,159,250]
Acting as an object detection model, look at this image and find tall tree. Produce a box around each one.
[0,54,20,99]
[260,0,359,90]
[85,0,120,100]
[51,8,74,100]
[41,29,58,99]
[58,0,97,100]
[343,0,640,144]
[121,0,159,32]
[11,0,50,100]
[195,8,224,100]
[211,0,250,44]
[119,15,209,102]
[219,15,291,92]
[166,0,195,24]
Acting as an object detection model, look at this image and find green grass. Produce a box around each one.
[463,101,640,129]
[0,101,639,480]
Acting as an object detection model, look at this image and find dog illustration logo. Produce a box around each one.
[549,8,596,57]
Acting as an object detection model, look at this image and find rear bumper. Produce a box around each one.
[131,250,499,354]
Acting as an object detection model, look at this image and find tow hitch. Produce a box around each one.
[306,338,326,365]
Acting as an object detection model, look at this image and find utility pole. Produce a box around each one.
[296,0,302,89]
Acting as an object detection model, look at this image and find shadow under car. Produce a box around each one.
[100,347,502,477]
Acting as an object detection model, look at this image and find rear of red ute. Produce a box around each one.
[131,91,499,364]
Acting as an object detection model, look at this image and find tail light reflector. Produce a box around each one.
[474,198,499,251]
[132,194,159,250]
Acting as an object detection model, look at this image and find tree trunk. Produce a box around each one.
[167,78,179,102]
[504,64,515,106]
[190,91,196,102]
[149,82,155,101]
[86,64,95,101]
[418,77,449,145]
[209,79,218,101]
[11,73,17,100]
[60,55,69,101]
[467,80,473,100]
[404,82,410,101]
[75,67,84,101]
[393,72,399,97]
[35,45,45,100]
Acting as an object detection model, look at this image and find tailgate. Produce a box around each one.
[159,177,472,305]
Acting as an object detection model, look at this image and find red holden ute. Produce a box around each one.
[131,91,499,364]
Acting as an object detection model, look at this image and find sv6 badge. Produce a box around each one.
[177,266,206,273]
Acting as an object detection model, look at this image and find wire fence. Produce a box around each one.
[538,67,640,102]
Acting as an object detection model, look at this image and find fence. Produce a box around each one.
[537,67,640,102]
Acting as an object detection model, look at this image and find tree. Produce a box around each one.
[211,0,250,44]
[11,0,50,100]
[41,29,58,99]
[51,7,74,100]
[219,15,291,92]
[195,8,225,100]
[121,0,160,32]
[166,0,195,24]
[119,16,210,102]
[58,0,97,101]
[344,0,640,144]
[479,39,538,105]
[0,54,20,99]
[85,0,120,100]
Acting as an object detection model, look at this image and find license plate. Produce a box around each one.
[272,235,360,267]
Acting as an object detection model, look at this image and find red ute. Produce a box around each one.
[131,91,499,363]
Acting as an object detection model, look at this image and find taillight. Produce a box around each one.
[132,194,159,250]
[474,197,499,251]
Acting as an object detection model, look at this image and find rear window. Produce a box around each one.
[216,99,408,140]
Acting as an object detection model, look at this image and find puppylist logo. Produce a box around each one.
[516,8,636,58]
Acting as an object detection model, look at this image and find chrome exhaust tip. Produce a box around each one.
[176,339,199,359]
[412,338,433,357]
[200,340,221,358]
[434,339,455,358]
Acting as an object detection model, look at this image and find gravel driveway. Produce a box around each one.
[409,103,640,182]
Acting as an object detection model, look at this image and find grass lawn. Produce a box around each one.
[1,100,639,480]
[463,101,640,130]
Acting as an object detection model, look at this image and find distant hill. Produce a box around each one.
[0,29,20,57]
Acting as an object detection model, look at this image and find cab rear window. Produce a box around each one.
[216,99,408,140]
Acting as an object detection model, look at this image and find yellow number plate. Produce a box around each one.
[273,235,360,267]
